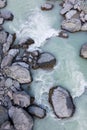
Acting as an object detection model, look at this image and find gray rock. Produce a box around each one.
[80,43,87,58]
[37,52,56,69]
[4,65,32,84]
[49,86,75,118]
[28,105,46,119]
[13,91,30,107]
[9,106,33,130]
[0,105,8,125]
[0,10,14,21]
[65,10,77,20]
[3,34,15,54]
[58,30,69,38]
[0,30,7,44]
[61,18,81,32]
[1,49,19,68]
[41,3,54,11]
[0,17,4,25]
[19,38,34,48]
[60,3,73,15]
[0,0,7,9]
[12,62,29,69]
[0,121,15,130]
[81,23,87,31]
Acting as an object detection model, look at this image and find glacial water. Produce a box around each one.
[3,0,87,130]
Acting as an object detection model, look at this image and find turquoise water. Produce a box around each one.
[3,0,87,130]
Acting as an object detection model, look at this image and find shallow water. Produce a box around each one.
[3,0,87,130]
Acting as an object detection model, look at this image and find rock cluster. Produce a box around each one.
[60,0,87,32]
[0,0,76,129]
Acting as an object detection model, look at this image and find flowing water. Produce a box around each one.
[3,0,87,130]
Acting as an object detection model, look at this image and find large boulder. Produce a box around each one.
[0,0,7,9]
[4,65,32,84]
[61,18,81,32]
[9,106,33,130]
[80,43,87,58]
[49,86,75,118]
[41,3,54,11]
[36,52,56,69]
[0,106,8,125]
[28,104,46,119]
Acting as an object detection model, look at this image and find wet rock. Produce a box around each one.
[0,105,8,125]
[65,10,77,20]
[3,34,15,54]
[41,3,54,11]
[80,43,87,58]
[1,49,19,68]
[0,121,15,130]
[60,3,73,15]
[9,106,33,130]
[18,38,34,48]
[36,52,56,69]
[0,17,4,25]
[61,18,81,32]
[0,10,14,21]
[12,91,30,107]
[0,30,8,44]
[58,30,69,38]
[4,65,32,84]
[28,104,46,119]
[81,23,87,31]
[0,0,7,9]
[49,86,75,118]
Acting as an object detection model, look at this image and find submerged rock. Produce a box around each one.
[80,43,87,58]
[4,65,32,84]
[28,104,46,119]
[41,3,54,11]
[0,10,14,21]
[9,106,33,130]
[36,52,56,69]
[49,86,75,118]
[0,0,7,9]
[58,30,69,38]
[13,91,30,107]
[0,105,8,125]
[61,18,81,32]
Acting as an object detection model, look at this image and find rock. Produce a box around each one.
[3,34,15,54]
[12,91,30,107]
[1,54,13,68]
[0,10,14,21]
[60,3,73,15]
[0,105,8,125]
[0,121,14,130]
[1,49,19,68]
[81,23,87,31]
[19,38,34,48]
[49,86,75,118]
[0,17,4,25]
[36,52,56,69]
[12,62,29,69]
[80,43,87,58]
[4,65,32,84]
[5,78,20,92]
[28,104,46,119]
[58,30,69,38]
[41,3,54,11]
[61,18,81,32]
[0,30,8,44]
[9,106,33,130]
[0,0,7,9]
[65,10,77,20]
